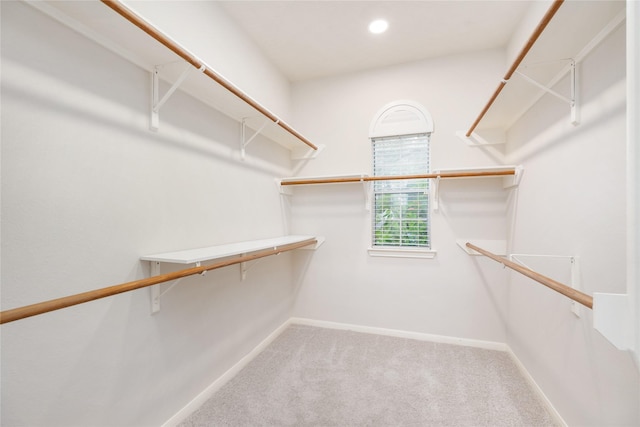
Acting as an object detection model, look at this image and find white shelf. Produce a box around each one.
[142,235,322,314]
[278,174,371,209]
[434,165,522,188]
[474,1,625,134]
[141,235,320,265]
[280,174,370,185]
[30,1,316,154]
[433,165,523,211]
[280,168,521,211]
[281,167,520,184]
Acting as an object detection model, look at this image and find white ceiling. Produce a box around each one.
[218,1,532,82]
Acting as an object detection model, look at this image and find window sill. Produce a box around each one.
[367,247,437,259]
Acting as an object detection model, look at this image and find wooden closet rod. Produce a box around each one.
[466,242,593,309]
[281,169,516,186]
[465,0,564,137]
[100,0,317,151]
[0,238,317,325]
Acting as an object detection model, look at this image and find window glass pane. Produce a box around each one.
[372,133,430,248]
[373,193,429,247]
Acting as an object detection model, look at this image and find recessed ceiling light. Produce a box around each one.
[368,19,388,34]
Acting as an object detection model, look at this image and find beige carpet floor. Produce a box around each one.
[179,324,559,426]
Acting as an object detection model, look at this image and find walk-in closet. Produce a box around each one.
[1,1,639,425]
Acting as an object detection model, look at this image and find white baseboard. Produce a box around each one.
[290,317,509,351]
[505,348,567,427]
[161,319,293,427]
[163,317,565,427]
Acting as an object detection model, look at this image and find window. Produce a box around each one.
[369,101,434,258]
[372,134,430,247]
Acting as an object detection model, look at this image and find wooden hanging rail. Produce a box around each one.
[466,242,593,309]
[0,238,317,325]
[281,169,516,186]
[99,0,317,151]
[465,0,564,137]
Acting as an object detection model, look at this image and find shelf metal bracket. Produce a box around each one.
[240,117,324,161]
[515,59,578,125]
[291,144,326,161]
[240,256,267,281]
[570,256,582,317]
[239,239,326,280]
[503,165,524,189]
[362,176,371,211]
[509,254,581,316]
[149,261,162,314]
[151,63,206,131]
[275,178,294,196]
[433,166,523,212]
[241,117,276,160]
[149,261,205,314]
[433,176,441,212]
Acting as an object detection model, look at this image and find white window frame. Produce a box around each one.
[368,100,436,259]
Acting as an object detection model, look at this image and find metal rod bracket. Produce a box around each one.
[149,260,204,314]
[241,117,273,160]
[509,253,581,316]
[151,63,205,131]
[362,176,371,211]
[150,262,162,313]
[515,59,578,125]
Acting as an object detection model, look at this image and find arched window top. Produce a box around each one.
[368,100,433,253]
[369,100,434,138]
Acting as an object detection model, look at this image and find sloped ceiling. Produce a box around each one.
[218,1,532,82]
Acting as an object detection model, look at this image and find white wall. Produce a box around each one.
[123,0,293,122]
[506,0,554,66]
[288,13,639,426]
[504,22,639,426]
[3,2,638,426]
[288,50,514,343]
[1,2,296,425]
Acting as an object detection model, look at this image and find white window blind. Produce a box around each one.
[372,133,430,248]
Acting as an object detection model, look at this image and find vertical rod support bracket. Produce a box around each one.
[514,59,578,126]
[151,63,206,131]
[570,256,582,317]
[361,175,371,211]
[241,117,277,160]
[149,260,204,314]
[150,262,162,314]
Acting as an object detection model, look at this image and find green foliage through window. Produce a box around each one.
[372,134,430,248]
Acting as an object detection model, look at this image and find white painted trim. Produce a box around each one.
[161,319,293,427]
[505,348,568,427]
[369,100,434,138]
[628,0,640,371]
[367,247,437,259]
[290,317,507,351]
